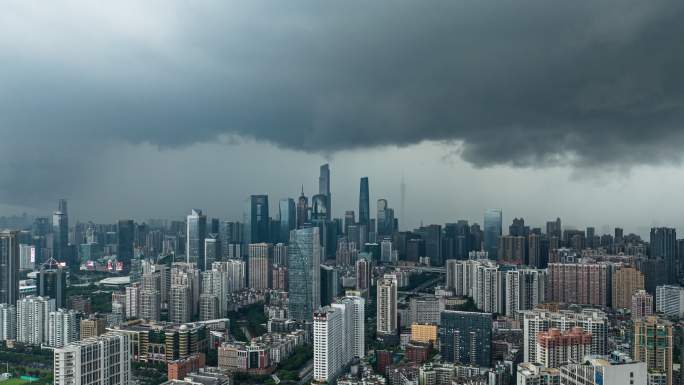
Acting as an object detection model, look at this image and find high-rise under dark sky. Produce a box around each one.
[311,194,329,222]
[0,231,19,306]
[319,164,331,217]
[37,260,66,309]
[58,198,68,242]
[484,209,502,258]
[296,187,308,229]
[186,209,207,270]
[246,195,270,244]
[650,227,677,283]
[117,219,135,263]
[279,198,296,243]
[287,227,321,322]
[51,211,68,262]
[359,177,369,227]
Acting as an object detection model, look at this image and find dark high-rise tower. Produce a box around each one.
[117,219,135,264]
[400,174,406,231]
[296,187,309,229]
[320,264,338,307]
[246,195,270,244]
[58,199,69,242]
[319,164,331,217]
[52,211,68,262]
[33,217,50,237]
[446,220,471,260]
[509,218,529,237]
[416,224,442,266]
[0,230,19,305]
[586,227,596,248]
[311,194,329,222]
[376,199,395,237]
[309,189,335,260]
[279,198,296,243]
[528,233,542,268]
[186,209,207,269]
[210,218,220,234]
[58,199,68,215]
[546,218,562,238]
[287,227,321,321]
[359,177,370,227]
[344,211,355,235]
[650,227,677,283]
[470,223,484,252]
[37,258,66,308]
[483,209,502,258]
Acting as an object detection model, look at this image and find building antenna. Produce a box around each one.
[400,172,406,230]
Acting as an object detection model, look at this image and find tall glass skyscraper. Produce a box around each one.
[52,211,68,262]
[320,264,338,307]
[245,195,270,244]
[0,230,19,306]
[319,164,331,217]
[311,194,329,222]
[483,209,502,258]
[416,224,442,266]
[58,199,68,244]
[33,217,50,237]
[287,227,321,322]
[37,261,66,309]
[186,209,207,270]
[296,188,309,229]
[204,234,220,269]
[650,227,677,283]
[359,177,370,227]
[117,219,135,264]
[447,220,471,260]
[376,199,395,237]
[279,198,296,243]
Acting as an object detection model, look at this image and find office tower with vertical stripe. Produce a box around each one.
[248,243,273,290]
[0,230,19,306]
[287,227,321,322]
[186,209,207,270]
[358,177,370,227]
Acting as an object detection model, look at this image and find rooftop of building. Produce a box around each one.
[161,368,231,385]
[517,362,560,376]
[98,276,131,286]
[578,354,643,367]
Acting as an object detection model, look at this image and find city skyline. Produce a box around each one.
[0,156,678,240]
[3,2,684,385]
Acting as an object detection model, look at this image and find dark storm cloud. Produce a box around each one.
[1,0,684,206]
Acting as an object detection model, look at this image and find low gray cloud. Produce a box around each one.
[1,0,684,207]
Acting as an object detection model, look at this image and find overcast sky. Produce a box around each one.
[1,0,684,237]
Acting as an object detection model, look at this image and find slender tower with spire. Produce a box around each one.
[359,177,370,227]
[319,164,331,218]
[296,186,309,229]
[400,174,406,231]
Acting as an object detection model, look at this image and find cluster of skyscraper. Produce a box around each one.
[4,164,684,385]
